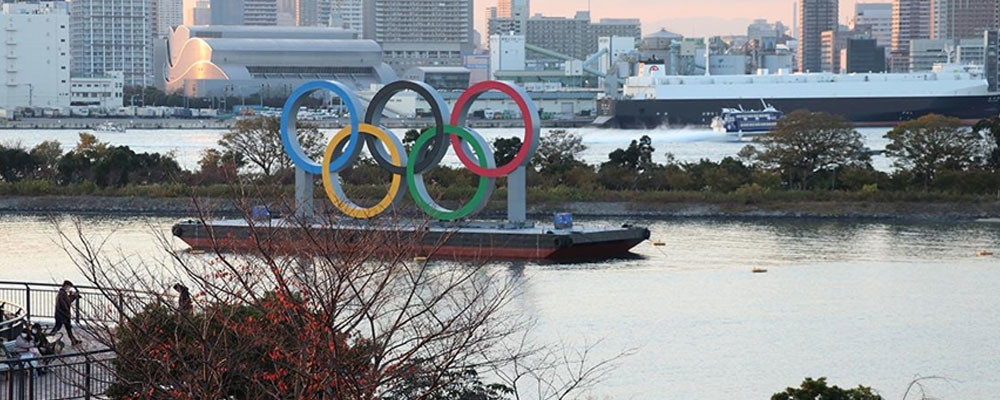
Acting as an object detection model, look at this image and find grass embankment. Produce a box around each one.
[2,180,998,219]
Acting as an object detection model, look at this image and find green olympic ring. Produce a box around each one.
[407,125,496,221]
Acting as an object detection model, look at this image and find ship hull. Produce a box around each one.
[602,95,1000,128]
[172,219,651,262]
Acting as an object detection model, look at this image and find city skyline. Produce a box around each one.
[183,0,868,37]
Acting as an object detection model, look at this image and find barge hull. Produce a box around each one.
[172,219,651,262]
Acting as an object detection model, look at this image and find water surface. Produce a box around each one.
[0,215,997,399]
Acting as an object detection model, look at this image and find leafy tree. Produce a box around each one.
[220,116,325,177]
[755,111,868,189]
[196,149,246,184]
[0,144,37,183]
[492,136,523,166]
[885,114,984,188]
[30,140,63,180]
[606,135,655,172]
[771,377,883,400]
[534,130,587,174]
[598,135,658,190]
[54,133,182,187]
[973,116,1000,171]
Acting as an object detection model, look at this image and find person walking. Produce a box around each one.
[50,280,81,346]
[173,284,192,313]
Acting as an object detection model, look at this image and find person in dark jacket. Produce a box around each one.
[173,284,192,313]
[50,280,81,346]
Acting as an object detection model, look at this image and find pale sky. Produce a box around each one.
[183,0,863,38]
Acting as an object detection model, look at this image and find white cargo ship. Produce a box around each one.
[600,63,1000,128]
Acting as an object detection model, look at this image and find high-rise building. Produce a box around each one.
[891,0,931,71]
[933,0,1000,39]
[330,0,363,32]
[1,2,70,109]
[210,0,277,26]
[296,0,330,26]
[853,3,893,49]
[363,0,474,72]
[191,0,211,25]
[931,0,948,38]
[798,0,839,72]
[71,0,153,87]
[153,0,182,38]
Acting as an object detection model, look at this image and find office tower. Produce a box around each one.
[191,0,211,25]
[363,0,474,72]
[71,0,153,87]
[799,0,839,72]
[933,0,1000,39]
[153,0,182,38]
[1,2,70,109]
[331,0,362,32]
[296,0,331,26]
[892,0,931,51]
[210,0,277,26]
[843,38,887,72]
[891,0,931,71]
[853,2,893,48]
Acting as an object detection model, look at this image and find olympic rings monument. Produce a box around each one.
[172,80,650,261]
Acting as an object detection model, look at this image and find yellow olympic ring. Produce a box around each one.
[321,123,404,219]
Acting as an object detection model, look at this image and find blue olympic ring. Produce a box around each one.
[280,80,362,175]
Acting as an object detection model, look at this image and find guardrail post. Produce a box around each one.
[27,364,34,400]
[5,367,13,400]
[85,358,92,400]
[16,366,25,400]
[75,295,81,325]
[23,284,30,323]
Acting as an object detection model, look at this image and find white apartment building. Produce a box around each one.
[71,0,153,87]
[71,71,125,110]
[364,0,475,73]
[0,2,71,110]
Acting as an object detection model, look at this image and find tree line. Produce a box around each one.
[3,112,999,197]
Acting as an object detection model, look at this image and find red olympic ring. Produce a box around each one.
[450,80,538,178]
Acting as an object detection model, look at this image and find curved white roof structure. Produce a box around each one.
[166,25,396,97]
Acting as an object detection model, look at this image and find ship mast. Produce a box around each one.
[704,37,711,76]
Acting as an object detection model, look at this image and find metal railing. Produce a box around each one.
[0,281,148,325]
[0,349,115,400]
[0,282,148,399]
